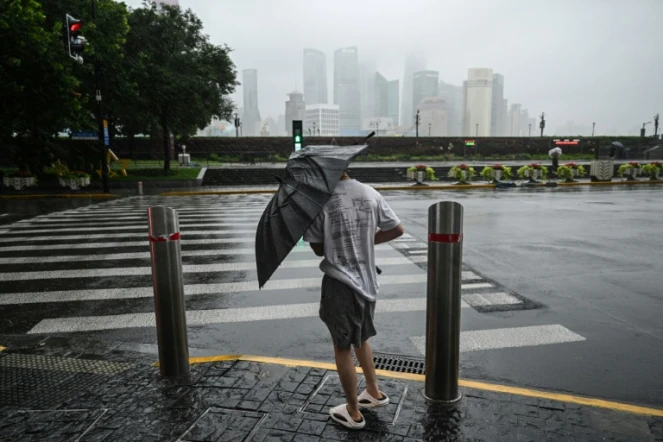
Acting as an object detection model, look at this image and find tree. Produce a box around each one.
[125,2,237,174]
[0,0,83,171]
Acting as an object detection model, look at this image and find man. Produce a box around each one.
[304,171,404,430]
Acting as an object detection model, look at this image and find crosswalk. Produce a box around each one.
[0,195,586,357]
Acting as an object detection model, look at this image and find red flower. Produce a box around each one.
[457,164,468,170]
[415,164,427,170]
[530,163,542,169]
[628,162,640,167]
[565,162,578,168]
[652,161,662,166]
[492,164,504,170]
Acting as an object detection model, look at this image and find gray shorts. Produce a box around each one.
[320,275,377,350]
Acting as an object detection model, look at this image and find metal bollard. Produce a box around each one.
[147,206,190,377]
[424,201,463,403]
[138,181,143,195]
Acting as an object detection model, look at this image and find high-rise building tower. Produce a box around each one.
[491,73,505,136]
[439,81,464,136]
[360,61,377,120]
[412,71,439,115]
[387,80,399,128]
[419,97,449,136]
[334,47,361,135]
[508,103,522,136]
[285,91,306,136]
[303,49,327,105]
[374,72,389,118]
[401,54,426,129]
[241,69,261,136]
[464,68,493,137]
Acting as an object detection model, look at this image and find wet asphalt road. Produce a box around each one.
[0,185,662,409]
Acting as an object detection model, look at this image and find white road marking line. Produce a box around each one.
[0,230,255,243]
[462,292,521,307]
[410,324,586,354]
[0,256,424,281]
[27,297,471,333]
[0,238,254,251]
[0,223,254,234]
[408,250,427,255]
[17,214,262,223]
[0,278,491,305]
[0,245,393,264]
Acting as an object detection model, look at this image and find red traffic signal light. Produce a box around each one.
[65,14,86,64]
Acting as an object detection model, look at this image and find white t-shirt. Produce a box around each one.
[303,179,401,301]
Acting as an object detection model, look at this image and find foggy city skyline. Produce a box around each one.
[128,0,663,136]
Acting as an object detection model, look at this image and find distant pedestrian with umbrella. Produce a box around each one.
[255,133,405,430]
[549,146,562,177]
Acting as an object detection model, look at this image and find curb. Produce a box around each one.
[162,354,663,418]
[0,193,118,199]
[159,179,663,196]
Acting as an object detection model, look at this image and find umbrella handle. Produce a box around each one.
[376,266,382,275]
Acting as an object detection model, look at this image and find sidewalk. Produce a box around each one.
[1,346,662,442]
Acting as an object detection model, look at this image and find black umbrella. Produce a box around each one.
[255,134,374,288]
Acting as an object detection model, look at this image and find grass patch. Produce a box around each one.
[91,167,201,181]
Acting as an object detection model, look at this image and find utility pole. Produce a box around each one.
[654,114,660,138]
[475,123,478,137]
[92,0,109,193]
[415,109,420,139]
[428,123,431,136]
[234,113,240,138]
[592,122,595,137]
[528,123,532,137]
[641,121,651,137]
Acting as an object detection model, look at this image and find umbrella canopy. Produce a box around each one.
[255,143,370,288]
[611,141,625,148]
[548,147,562,157]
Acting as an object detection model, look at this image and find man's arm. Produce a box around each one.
[375,224,404,245]
[310,243,324,257]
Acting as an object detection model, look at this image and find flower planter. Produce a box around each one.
[526,169,542,183]
[59,177,91,190]
[406,170,416,180]
[416,171,425,183]
[622,168,640,181]
[3,176,36,190]
[494,170,503,182]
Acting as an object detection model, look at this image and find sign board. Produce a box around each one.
[464,139,476,146]
[71,131,98,140]
[554,139,580,146]
[103,120,110,146]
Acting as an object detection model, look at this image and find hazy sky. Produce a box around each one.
[125,0,663,135]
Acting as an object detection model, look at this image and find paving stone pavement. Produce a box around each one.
[1,351,662,442]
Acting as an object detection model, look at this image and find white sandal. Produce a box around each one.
[329,404,365,430]
[358,389,390,408]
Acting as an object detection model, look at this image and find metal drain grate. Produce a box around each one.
[356,352,426,375]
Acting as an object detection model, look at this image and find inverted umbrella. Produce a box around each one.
[255,137,373,288]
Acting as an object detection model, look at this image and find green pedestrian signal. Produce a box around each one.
[292,120,303,152]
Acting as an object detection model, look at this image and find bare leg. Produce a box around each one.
[354,340,382,399]
[333,344,362,421]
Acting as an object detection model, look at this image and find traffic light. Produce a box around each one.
[292,120,303,152]
[66,14,86,64]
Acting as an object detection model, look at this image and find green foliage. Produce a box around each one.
[480,165,513,181]
[618,162,641,177]
[642,162,662,178]
[518,164,549,180]
[209,153,220,162]
[448,164,475,183]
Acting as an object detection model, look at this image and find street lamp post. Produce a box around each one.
[654,114,660,138]
[475,123,478,137]
[528,124,531,137]
[415,110,420,140]
[592,122,595,137]
[428,123,431,136]
[313,122,317,136]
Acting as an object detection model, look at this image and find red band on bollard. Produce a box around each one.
[149,232,181,242]
[428,233,463,243]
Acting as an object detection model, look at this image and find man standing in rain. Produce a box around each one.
[304,171,404,430]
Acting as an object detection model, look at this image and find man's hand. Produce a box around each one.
[375,224,404,245]
[310,243,324,257]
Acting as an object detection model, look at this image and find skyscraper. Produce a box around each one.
[412,71,439,116]
[401,54,426,129]
[439,81,464,136]
[491,74,505,136]
[305,104,340,136]
[520,108,530,137]
[241,69,261,136]
[303,49,327,105]
[464,68,493,137]
[334,47,360,135]
[360,61,377,120]
[419,97,449,136]
[374,72,389,118]
[508,103,522,136]
[285,91,305,136]
[387,80,399,127]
